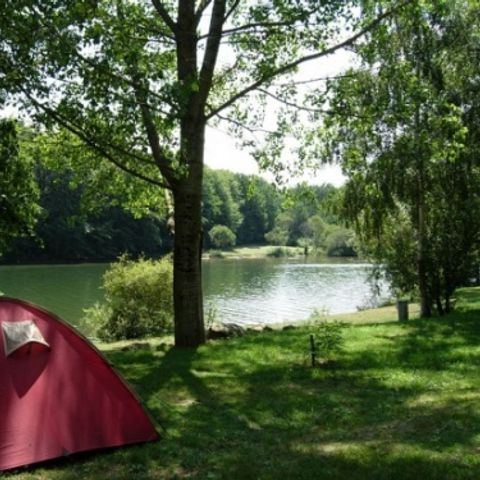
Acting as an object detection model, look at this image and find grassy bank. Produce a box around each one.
[202,244,363,261]
[203,244,303,259]
[7,288,480,479]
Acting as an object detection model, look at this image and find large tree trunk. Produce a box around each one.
[173,184,205,346]
[172,121,206,347]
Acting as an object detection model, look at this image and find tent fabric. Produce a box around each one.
[2,319,50,357]
[0,297,159,471]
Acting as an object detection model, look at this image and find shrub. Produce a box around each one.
[315,321,345,358]
[266,246,301,258]
[264,227,288,246]
[266,246,289,258]
[209,224,236,249]
[325,228,357,257]
[83,255,173,341]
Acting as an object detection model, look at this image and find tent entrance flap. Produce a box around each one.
[1,319,50,357]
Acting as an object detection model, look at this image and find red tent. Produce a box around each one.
[0,297,159,471]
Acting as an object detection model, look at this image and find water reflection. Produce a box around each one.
[0,259,387,332]
[203,259,385,326]
[0,264,107,327]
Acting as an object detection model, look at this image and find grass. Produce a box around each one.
[330,301,421,325]
[6,287,480,479]
[202,244,366,261]
[203,244,304,259]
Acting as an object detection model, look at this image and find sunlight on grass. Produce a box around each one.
[6,287,480,479]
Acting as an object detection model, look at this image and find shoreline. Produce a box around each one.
[202,244,362,262]
[97,300,416,351]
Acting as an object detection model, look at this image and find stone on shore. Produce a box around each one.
[206,322,246,340]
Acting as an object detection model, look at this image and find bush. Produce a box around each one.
[83,255,173,341]
[315,321,345,358]
[325,228,357,257]
[209,224,236,249]
[264,227,289,246]
[266,246,289,257]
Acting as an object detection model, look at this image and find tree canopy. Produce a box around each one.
[1,0,413,345]
[321,0,480,315]
[0,120,40,254]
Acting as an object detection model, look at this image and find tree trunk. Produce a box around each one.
[435,294,444,316]
[173,182,205,347]
[417,189,431,318]
[173,188,205,347]
[171,120,206,347]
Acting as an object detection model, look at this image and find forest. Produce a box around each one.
[1,136,354,264]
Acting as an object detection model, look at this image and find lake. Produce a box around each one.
[0,259,386,334]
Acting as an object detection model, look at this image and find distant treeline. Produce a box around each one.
[2,167,355,264]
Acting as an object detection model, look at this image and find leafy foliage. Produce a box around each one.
[3,156,351,262]
[2,164,171,263]
[0,120,40,255]
[85,255,173,341]
[315,320,345,358]
[321,1,480,314]
[264,183,356,256]
[325,227,356,257]
[208,225,236,250]
[0,0,404,345]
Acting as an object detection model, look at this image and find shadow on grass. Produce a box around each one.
[101,332,480,478]
[9,306,480,480]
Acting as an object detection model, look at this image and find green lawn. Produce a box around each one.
[7,288,480,479]
[203,244,304,259]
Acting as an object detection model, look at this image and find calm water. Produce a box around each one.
[0,264,107,328]
[0,259,384,333]
[203,259,383,325]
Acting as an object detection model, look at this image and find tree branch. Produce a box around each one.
[199,20,307,39]
[273,73,359,88]
[133,83,178,186]
[257,88,371,119]
[23,91,172,189]
[257,88,328,114]
[74,50,178,114]
[150,0,177,36]
[195,0,213,26]
[201,5,318,39]
[207,0,413,120]
[223,0,240,23]
[198,0,227,108]
[214,112,276,135]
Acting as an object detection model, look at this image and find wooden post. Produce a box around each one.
[310,334,316,367]
[397,300,409,322]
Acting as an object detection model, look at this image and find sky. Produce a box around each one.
[204,126,346,186]
[203,47,356,188]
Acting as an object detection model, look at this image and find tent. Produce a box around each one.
[0,296,159,471]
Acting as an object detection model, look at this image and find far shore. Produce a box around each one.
[202,244,363,262]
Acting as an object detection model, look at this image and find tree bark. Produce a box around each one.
[172,120,206,347]
[173,185,205,346]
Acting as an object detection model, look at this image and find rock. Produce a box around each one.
[246,324,264,333]
[206,322,246,340]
